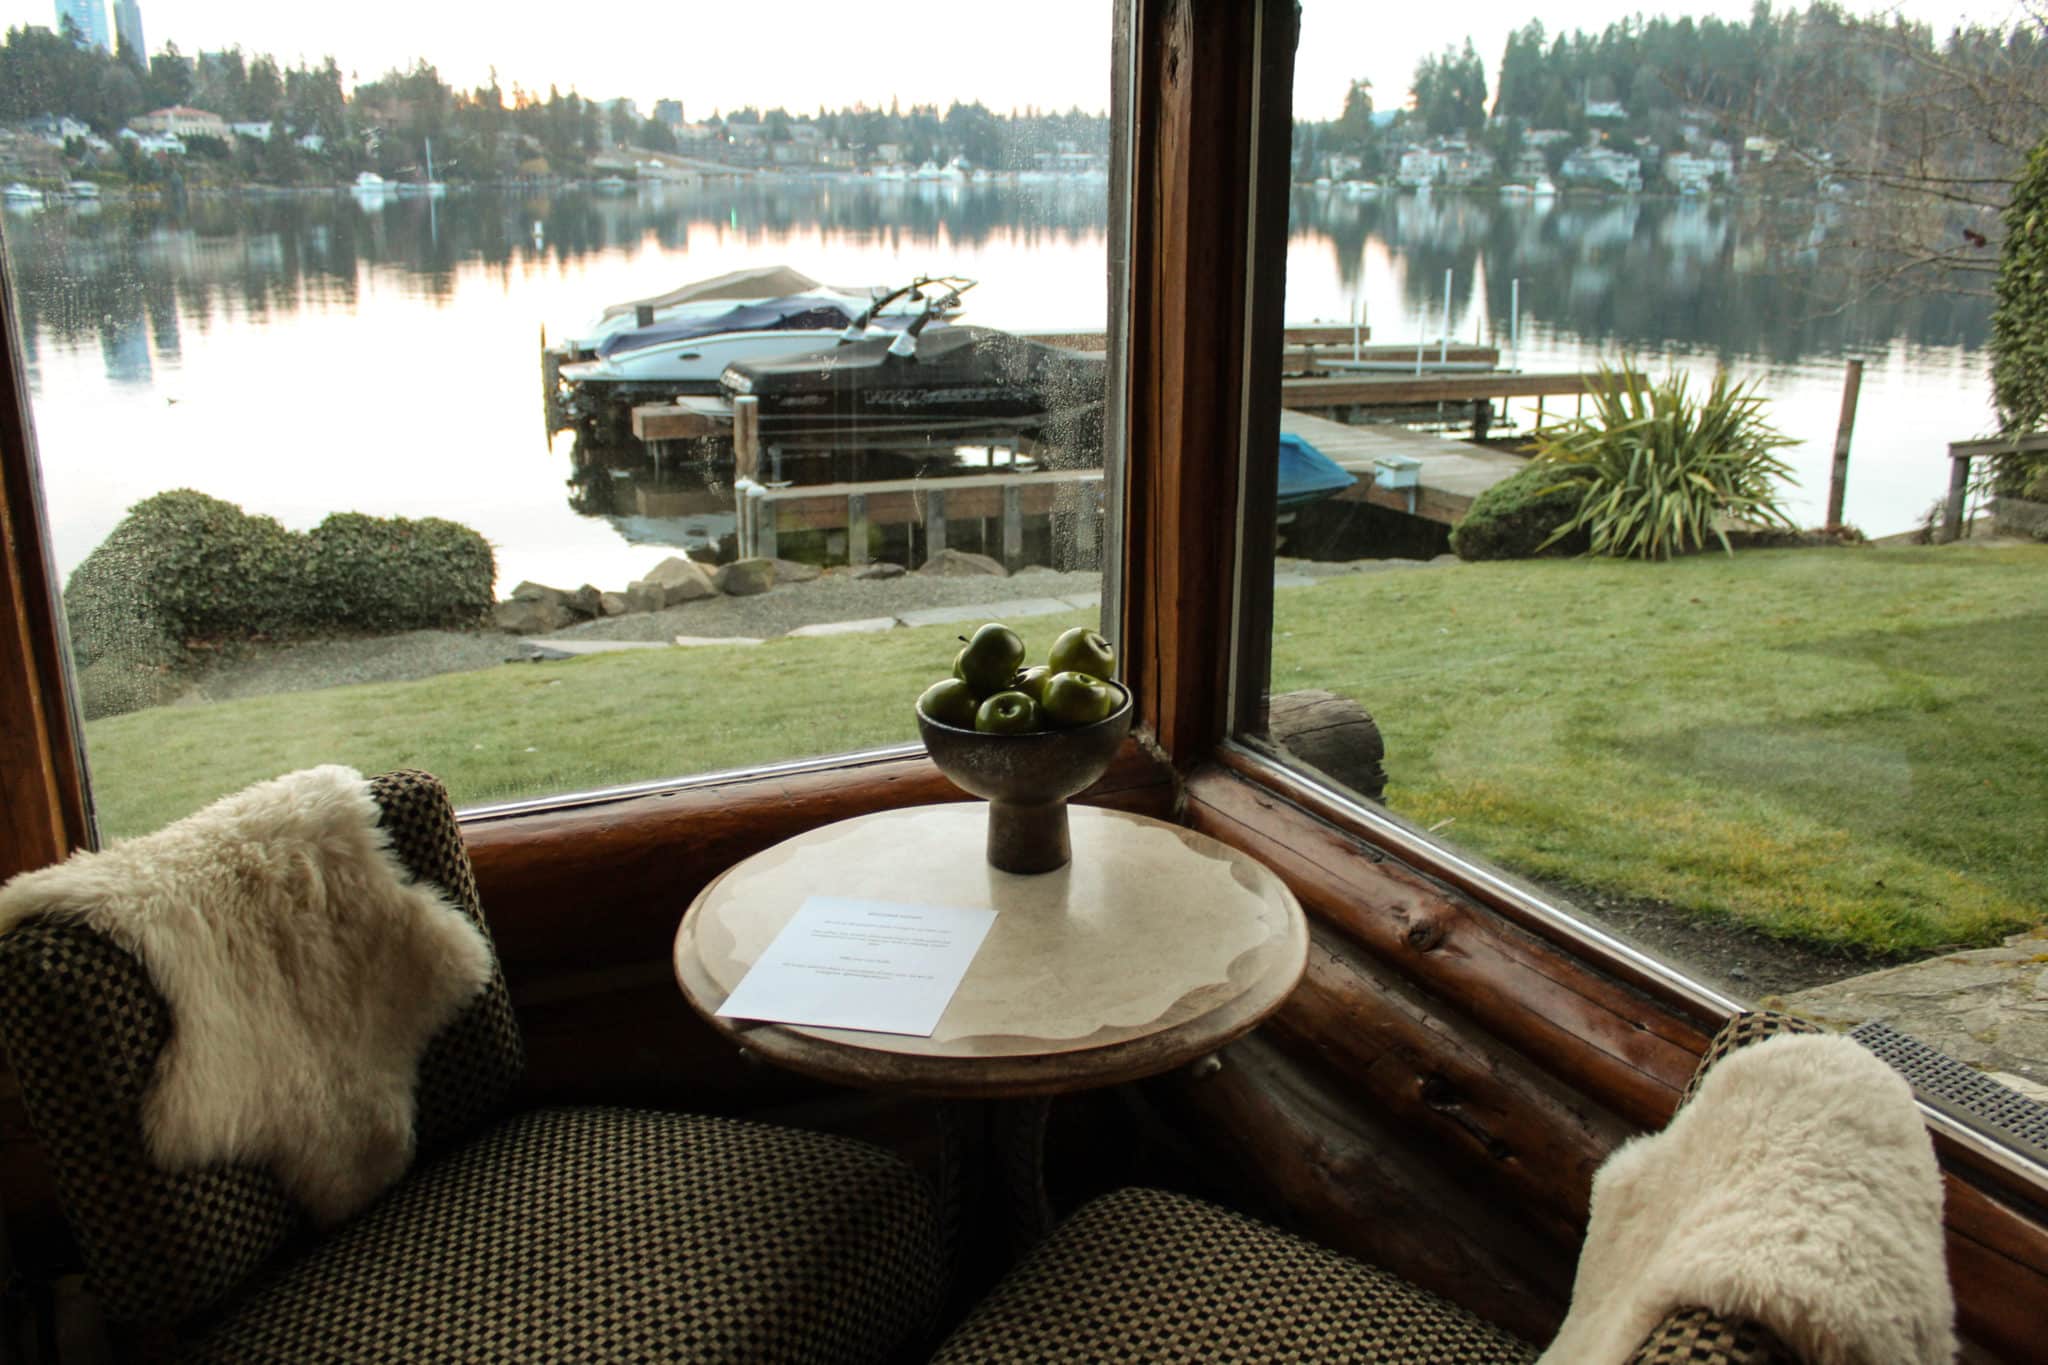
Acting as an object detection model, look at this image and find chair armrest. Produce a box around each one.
[1627,1306,1802,1364]
[1678,1011,1824,1111]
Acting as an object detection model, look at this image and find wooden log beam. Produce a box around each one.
[1146,1033,1574,1345]
[464,746,1172,977]
[1181,763,1710,1128]
[1283,371,1596,410]
[1265,924,1635,1251]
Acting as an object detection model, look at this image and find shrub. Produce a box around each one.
[1527,362,1799,560]
[1449,462,1591,561]
[1990,134,2048,497]
[64,490,303,671]
[302,512,495,630]
[63,492,495,715]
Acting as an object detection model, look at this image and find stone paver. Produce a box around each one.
[518,638,672,656]
[1783,926,2048,1089]
[786,617,899,638]
[893,598,1079,629]
[1273,573,1319,590]
[673,635,764,647]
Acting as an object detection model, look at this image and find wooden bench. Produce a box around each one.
[1944,432,2048,541]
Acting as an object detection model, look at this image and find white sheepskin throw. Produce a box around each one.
[0,765,492,1224]
[1539,1033,1955,1365]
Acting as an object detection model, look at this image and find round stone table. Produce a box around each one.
[673,802,1308,1099]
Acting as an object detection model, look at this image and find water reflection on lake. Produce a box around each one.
[1,179,1996,594]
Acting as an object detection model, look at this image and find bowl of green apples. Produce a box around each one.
[915,622,1132,874]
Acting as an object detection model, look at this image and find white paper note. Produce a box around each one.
[716,896,998,1037]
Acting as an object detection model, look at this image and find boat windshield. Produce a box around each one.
[595,295,862,359]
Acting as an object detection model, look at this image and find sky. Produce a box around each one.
[4,0,2034,122]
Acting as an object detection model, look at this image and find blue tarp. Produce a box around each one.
[1276,433,1357,507]
[598,295,859,359]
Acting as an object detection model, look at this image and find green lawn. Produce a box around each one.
[84,610,1097,838]
[82,544,2046,956]
[1272,543,2047,957]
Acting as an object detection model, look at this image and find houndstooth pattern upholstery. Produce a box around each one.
[1625,1306,1799,1365]
[0,920,301,1325]
[182,1108,942,1364]
[368,770,523,1156]
[0,769,522,1326]
[0,769,945,1361]
[928,1187,1537,1363]
[1678,1011,1824,1111]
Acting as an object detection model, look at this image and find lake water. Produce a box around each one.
[1,179,1996,595]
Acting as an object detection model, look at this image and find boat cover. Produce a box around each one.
[1276,433,1356,507]
[597,296,860,359]
[600,265,825,320]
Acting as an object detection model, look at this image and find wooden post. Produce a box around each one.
[733,397,760,483]
[756,490,778,560]
[1080,478,1100,566]
[1943,448,1971,543]
[925,489,947,562]
[847,493,869,567]
[635,304,655,327]
[1002,485,1024,568]
[1827,358,1863,529]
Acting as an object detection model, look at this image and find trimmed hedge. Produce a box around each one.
[1991,134,2048,496]
[64,491,495,714]
[303,511,497,631]
[1448,462,1591,561]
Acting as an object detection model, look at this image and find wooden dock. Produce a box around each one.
[734,467,1103,567]
[1281,409,1530,525]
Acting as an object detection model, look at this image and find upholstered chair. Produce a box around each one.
[0,769,943,1362]
[927,1010,1938,1365]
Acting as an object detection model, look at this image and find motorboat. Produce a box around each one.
[350,171,391,204]
[556,275,977,434]
[561,264,846,358]
[3,183,43,209]
[64,181,100,200]
[717,293,1103,451]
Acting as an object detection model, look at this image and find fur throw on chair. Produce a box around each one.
[1539,1032,1954,1365]
[0,765,492,1224]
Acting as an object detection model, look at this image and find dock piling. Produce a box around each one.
[1827,358,1864,530]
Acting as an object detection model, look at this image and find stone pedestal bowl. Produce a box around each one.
[916,684,1134,874]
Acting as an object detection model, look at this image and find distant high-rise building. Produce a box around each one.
[54,0,111,52]
[113,0,144,65]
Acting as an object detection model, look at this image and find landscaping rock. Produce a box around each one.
[493,598,574,634]
[854,562,907,580]
[919,548,1009,577]
[568,584,605,618]
[715,558,779,597]
[622,580,665,614]
[645,555,718,605]
[769,558,823,583]
[599,592,628,617]
[510,580,571,607]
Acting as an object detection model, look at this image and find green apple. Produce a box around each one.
[1012,664,1052,703]
[974,690,1042,734]
[956,622,1026,698]
[1048,626,1115,681]
[1040,671,1119,727]
[917,677,980,729]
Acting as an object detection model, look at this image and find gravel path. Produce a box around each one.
[180,566,1106,703]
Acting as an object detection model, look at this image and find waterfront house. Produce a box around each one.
[128,106,228,142]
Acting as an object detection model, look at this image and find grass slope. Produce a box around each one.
[85,611,1096,838]
[1272,544,2046,956]
[82,545,2045,955]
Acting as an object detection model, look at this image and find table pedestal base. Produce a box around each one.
[986,800,1070,874]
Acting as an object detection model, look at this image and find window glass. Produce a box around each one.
[0,3,1116,838]
[1259,2,2046,1101]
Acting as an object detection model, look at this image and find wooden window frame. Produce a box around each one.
[1,1,2043,1355]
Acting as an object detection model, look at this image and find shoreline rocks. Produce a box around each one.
[496,554,815,632]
